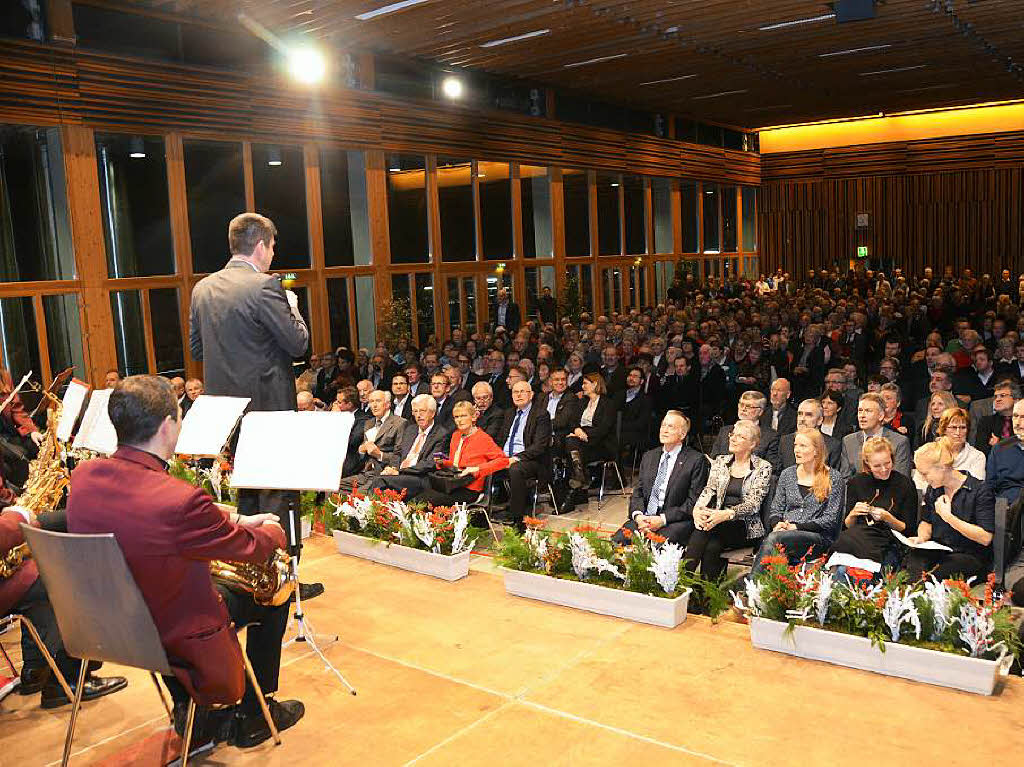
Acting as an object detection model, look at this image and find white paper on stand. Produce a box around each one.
[174,395,251,456]
[72,389,118,454]
[230,410,353,492]
[56,379,91,443]
[892,529,953,552]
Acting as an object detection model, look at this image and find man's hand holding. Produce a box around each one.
[236,513,280,528]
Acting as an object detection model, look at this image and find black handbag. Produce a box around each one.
[428,468,475,494]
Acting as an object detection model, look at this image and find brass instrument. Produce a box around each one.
[210,550,296,607]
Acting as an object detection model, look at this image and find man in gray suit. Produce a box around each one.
[344,390,406,489]
[367,394,452,497]
[842,392,911,478]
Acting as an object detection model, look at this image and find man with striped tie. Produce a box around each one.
[612,411,710,546]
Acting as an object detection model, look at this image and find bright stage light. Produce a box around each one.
[287,45,327,85]
[441,76,463,100]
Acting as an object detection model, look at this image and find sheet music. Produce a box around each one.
[174,395,251,456]
[231,410,353,491]
[892,529,953,552]
[72,389,118,454]
[56,379,91,443]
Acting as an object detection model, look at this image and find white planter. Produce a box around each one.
[301,517,312,540]
[332,530,471,581]
[749,617,1012,696]
[500,567,689,628]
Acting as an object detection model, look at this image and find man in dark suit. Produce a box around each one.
[621,367,653,456]
[761,378,797,437]
[67,376,303,747]
[658,356,698,422]
[778,399,846,472]
[987,399,1024,503]
[491,287,521,334]
[492,381,552,528]
[711,391,781,473]
[953,347,997,402]
[535,285,558,325]
[696,345,727,435]
[973,379,1018,455]
[367,394,451,498]
[611,411,709,546]
[337,387,369,478]
[403,363,429,397]
[313,351,341,403]
[344,390,406,488]
[433,371,472,430]
[537,369,578,457]
[182,378,204,417]
[390,373,413,420]
[472,381,505,442]
[600,345,627,404]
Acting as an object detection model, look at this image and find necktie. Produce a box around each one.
[402,430,426,469]
[645,451,672,516]
[505,409,524,456]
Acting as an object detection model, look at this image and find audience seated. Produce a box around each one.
[779,399,844,472]
[491,381,552,528]
[561,372,618,512]
[841,393,911,478]
[711,391,781,474]
[390,373,413,420]
[342,389,407,491]
[471,381,505,442]
[620,366,654,458]
[818,390,851,441]
[986,398,1024,503]
[761,378,797,436]
[973,378,1018,455]
[912,407,985,490]
[367,394,451,498]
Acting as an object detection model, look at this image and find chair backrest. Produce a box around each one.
[20,526,172,675]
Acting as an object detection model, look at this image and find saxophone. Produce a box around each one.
[210,550,296,607]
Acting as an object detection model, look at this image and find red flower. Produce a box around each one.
[523,516,546,528]
[619,527,632,539]
[846,567,873,582]
[644,531,667,544]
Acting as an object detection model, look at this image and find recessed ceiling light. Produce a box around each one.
[441,76,463,99]
[564,53,628,68]
[692,89,748,100]
[859,64,927,76]
[355,0,430,21]
[819,44,892,58]
[389,167,401,172]
[638,74,697,86]
[128,136,146,159]
[758,13,835,31]
[266,147,282,166]
[480,29,550,48]
[287,45,327,85]
[611,182,619,187]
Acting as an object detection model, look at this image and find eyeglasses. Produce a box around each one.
[944,424,968,432]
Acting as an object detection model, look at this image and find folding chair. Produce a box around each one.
[21,526,280,766]
[0,612,75,702]
[466,475,500,540]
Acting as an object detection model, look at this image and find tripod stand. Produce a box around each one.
[282,502,356,695]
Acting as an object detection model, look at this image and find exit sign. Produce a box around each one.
[857,246,869,258]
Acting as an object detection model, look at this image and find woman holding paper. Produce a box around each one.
[905,437,995,582]
[830,436,917,572]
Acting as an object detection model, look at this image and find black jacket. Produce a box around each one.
[572,395,618,459]
[760,403,797,437]
[537,391,579,439]
[621,392,654,448]
[386,422,452,476]
[628,446,710,525]
[494,404,552,466]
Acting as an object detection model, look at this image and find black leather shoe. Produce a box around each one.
[17,665,50,695]
[292,582,324,602]
[40,674,128,709]
[173,701,236,745]
[232,698,304,748]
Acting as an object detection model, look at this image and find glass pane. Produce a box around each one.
[387,154,429,264]
[110,290,147,376]
[327,278,352,351]
[437,157,475,262]
[653,179,672,255]
[0,296,40,381]
[681,182,698,253]
[596,172,621,256]
[391,274,413,341]
[520,165,551,258]
[446,277,461,333]
[42,293,84,378]
[479,161,512,260]
[184,140,245,274]
[322,149,371,267]
[722,185,738,253]
[414,273,435,348]
[524,267,539,323]
[252,144,309,270]
[623,175,645,255]
[629,266,647,308]
[562,169,589,257]
[96,133,173,277]
[578,264,594,310]
[602,268,622,314]
[742,186,757,252]
[354,275,376,349]
[463,277,477,335]
[702,183,720,253]
[146,288,184,376]
[655,262,667,301]
[0,126,75,282]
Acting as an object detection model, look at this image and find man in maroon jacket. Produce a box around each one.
[67,376,303,748]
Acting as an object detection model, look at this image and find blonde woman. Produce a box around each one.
[915,390,957,449]
[750,429,844,574]
[912,407,985,491]
[906,437,995,582]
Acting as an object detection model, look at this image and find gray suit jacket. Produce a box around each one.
[842,429,911,478]
[189,261,308,412]
[360,412,407,473]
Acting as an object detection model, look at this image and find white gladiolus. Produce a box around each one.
[449,504,472,555]
[923,576,953,640]
[569,533,623,581]
[814,572,834,626]
[882,588,921,642]
[648,542,684,594]
[954,603,998,658]
[411,512,436,551]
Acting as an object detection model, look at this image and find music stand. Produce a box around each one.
[231,410,357,696]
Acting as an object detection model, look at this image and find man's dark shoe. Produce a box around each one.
[232,698,304,748]
[292,582,324,602]
[17,665,50,695]
[40,674,127,709]
[173,701,235,746]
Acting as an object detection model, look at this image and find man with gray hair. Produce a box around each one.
[350,389,405,478]
[711,390,780,473]
[472,380,505,441]
[778,399,845,472]
[367,394,451,497]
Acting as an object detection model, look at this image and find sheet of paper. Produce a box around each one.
[824,552,882,574]
[174,395,251,457]
[56,379,91,443]
[230,410,353,492]
[892,529,953,552]
[72,388,118,454]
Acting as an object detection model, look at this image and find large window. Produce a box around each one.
[722,185,738,253]
[520,165,551,258]
[0,297,40,380]
[629,265,647,308]
[252,144,309,270]
[446,276,478,335]
[354,275,376,349]
[96,133,174,277]
[623,175,645,255]
[742,187,757,252]
[566,263,593,312]
[562,169,589,257]
[320,149,370,267]
[110,290,148,376]
[184,140,245,273]
[595,172,621,256]
[0,126,75,282]
[602,267,623,314]
[414,273,435,348]
[524,266,555,323]
[43,294,85,378]
[437,158,475,262]
[326,278,353,351]
[387,155,429,264]
[702,183,720,254]
[479,161,512,260]
[149,288,184,376]
[652,179,673,255]
[681,182,698,253]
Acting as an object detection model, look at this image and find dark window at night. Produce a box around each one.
[387,155,429,264]
[562,170,590,258]
[252,144,309,270]
[595,173,621,256]
[623,175,645,255]
[437,158,475,262]
[184,140,245,273]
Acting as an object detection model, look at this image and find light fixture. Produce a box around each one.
[818,43,892,58]
[639,74,697,86]
[611,182,619,187]
[859,64,927,76]
[495,262,506,275]
[563,53,628,68]
[267,147,282,166]
[286,45,327,85]
[758,13,835,31]
[441,76,463,99]
[355,0,430,20]
[480,29,550,48]
[692,89,748,100]
[389,166,402,172]
[128,137,146,159]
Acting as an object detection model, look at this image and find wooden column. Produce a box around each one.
[304,143,330,353]
[165,133,200,380]
[550,167,566,303]
[365,150,392,323]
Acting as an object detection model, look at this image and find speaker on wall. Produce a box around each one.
[835,0,876,23]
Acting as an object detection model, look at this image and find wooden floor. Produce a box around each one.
[2,495,1023,767]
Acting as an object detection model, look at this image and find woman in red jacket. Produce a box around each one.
[417,400,508,506]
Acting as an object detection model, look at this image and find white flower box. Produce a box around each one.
[332,530,471,581]
[500,567,690,628]
[749,617,1013,696]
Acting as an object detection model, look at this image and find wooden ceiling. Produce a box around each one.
[108,1,1024,129]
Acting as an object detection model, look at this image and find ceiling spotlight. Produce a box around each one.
[441,76,463,99]
[267,147,282,166]
[287,45,327,85]
[129,137,146,159]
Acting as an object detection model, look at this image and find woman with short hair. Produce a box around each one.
[912,407,985,490]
